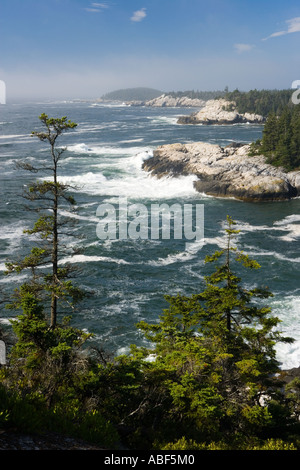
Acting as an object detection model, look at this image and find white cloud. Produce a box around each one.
[92,3,109,8]
[85,2,109,13]
[234,43,254,53]
[131,8,147,22]
[92,3,109,7]
[263,17,300,40]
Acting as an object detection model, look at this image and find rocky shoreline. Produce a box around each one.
[177,98,265,125]
[143,141,300,202]
[125,94,206,108]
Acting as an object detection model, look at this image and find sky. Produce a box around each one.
[1,0,300,101]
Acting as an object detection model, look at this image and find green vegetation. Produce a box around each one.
[6,114,84,328]
[0,117,300,450]
[250,104,300,170]
[101,87,162,102]
[102,87,227,102]
[224,89,292,116]
[166,89,227,101]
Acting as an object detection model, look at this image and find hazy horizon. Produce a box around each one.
[1,0,300,103]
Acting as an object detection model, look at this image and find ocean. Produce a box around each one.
[0,100,300,369]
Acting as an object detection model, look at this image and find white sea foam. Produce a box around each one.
[242,245,300,263]
[0,222,29,254]
[273,215,300,241]
[56,164,198,201]
[0,318,12,326]
[0,263,6,272]
[149,116,179,125]
[0,134,30,140]
[148,250,196,267]
[274,214,300,226]
[66,142,153,157]
[89,102,128,108]
[148,239,205,266]
[60,254,130,265]
[272,295,300,369]
[59,209,99,223]
[234,217,300,243]
[119,138,144,144]
[61,142,201,200]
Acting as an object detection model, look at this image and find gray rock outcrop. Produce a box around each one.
[143,141,300,201]
[177,99,265,125]
[144,94,206,107]
[128,94,206,107]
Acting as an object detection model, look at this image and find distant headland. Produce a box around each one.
[99,87,226,107]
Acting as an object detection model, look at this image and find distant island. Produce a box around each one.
[100,87,163,102]
[100,87,227,107]
[100,88,294,115]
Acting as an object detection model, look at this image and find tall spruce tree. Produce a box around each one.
[5,114,84,328]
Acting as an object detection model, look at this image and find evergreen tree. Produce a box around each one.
[132,216,295,446]
[260,112,279,154]
[290,106,300,168]
[5,114,84,328]
[2,115,92,406]
[254,104,300,170]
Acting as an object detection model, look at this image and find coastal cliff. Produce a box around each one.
[143,141,300,202]
[177,99,265,125]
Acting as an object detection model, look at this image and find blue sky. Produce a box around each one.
[1,0,300,101]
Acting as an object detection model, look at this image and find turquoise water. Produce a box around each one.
[0,101,300,368]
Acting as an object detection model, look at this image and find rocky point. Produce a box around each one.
[143,141,300,202]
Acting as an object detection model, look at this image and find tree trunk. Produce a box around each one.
[50,150,58,328]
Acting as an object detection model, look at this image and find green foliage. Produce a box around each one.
[0,385,118,447]
[1,211,299,450]
[250,104,300,170]
[31,114,77,144]
[167,89,227,101]
[5,293,92,395]
[101,87,162,102]
[160,436,297,450]
[224,89,292,116]
[129,216,296,447]
[5,114,83,329]
[251,439,297,450]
